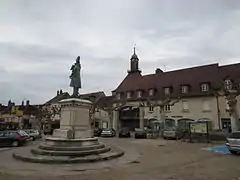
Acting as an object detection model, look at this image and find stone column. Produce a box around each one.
[230,105,239,132]
[139,107,144,129]
[112,110,118,130]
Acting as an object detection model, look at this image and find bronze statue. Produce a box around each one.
[70,56,82,97]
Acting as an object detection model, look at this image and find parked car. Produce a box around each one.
[134,128,147,139]
[163,127,185,139]
[100,128,116,137]
[225,131,240,155]
[119,128,131,138]
[23,129,41,141]
[0,130,29,147]
[94,128,102,137]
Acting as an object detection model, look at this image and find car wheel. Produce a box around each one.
[29,136,34,141]
[230,150,238,155]
[12,141,19,147]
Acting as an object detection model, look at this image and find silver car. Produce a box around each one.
[23,129,41,141]
[163,127,184,139]
[225,131,240,155]
[100,128,115,137]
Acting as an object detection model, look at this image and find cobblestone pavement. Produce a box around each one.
[0,138,240,180]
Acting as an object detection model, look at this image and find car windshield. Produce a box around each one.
[24,130,30,134]
[135,128,144,132]
[102,129,111,132]
[229,132,240,139]
[19,130,28,136]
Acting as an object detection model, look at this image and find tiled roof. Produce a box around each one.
[0,104,42,116]
[79,91,106,102]
[23,105,41,115]
[96,96,113,109]
[0,105,9,114]
[44,92,70,105]
[113,63,240,100]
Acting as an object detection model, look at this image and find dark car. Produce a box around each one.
[134,128,147,139]
[100,128,116,137]
[119,128,131,138]
[0,130,29,147]
[94,128,102,137]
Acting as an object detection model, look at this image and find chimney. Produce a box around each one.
[57,90,60,96]
[8,100,12,107]
[21,101,24,106]
[155,68,163,74]
[26,100,30,106]
[60,89,63,94]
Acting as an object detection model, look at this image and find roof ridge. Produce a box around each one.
[142,63,219,77]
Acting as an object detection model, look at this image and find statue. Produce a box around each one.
[70,56,82,97]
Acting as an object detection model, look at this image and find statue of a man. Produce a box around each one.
[70,56,82,97]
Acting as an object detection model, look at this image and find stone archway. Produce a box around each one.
[197,118,213,130]
[177,118,195,130]
[119,106,140,131]
[165,118,176,128]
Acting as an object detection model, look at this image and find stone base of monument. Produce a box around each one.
[12,98,124,164]
[13,137,124,164]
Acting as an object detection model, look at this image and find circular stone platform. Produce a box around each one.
[12,136,124,164]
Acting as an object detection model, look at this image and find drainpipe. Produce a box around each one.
[215,94,221,130]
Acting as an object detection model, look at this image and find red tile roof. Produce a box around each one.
[44,92,70,105]
[113,63,240,100]
[80,91,106,102]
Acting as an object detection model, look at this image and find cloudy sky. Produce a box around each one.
[0,0,240,104]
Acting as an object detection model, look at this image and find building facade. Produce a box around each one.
[0,100,42,130]
[43,90,112,129]
[111,50,240,131]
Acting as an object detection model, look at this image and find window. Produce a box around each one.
[226,100,230,110]
[116,93,121,100]
[149,106,154,112]
[181,86,188,93]
[224,79,232,90]
[149,89,154,96]
[126,92,131,99]
[182,101,189,111]
[201,83,209,92]
[164,88,170,95]
[137,91,142,98]
[202,100,211,111]
[164,104,171,111]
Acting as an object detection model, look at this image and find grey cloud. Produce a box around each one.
[0,0,240,104]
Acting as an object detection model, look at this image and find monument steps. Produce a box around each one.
[31,146,111,156]
[38,143,106,151]
[13,146,124,164]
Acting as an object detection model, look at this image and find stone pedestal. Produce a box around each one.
[53,98,93,139]
[13,98,124,164]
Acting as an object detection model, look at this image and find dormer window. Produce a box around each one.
[181,85,189,94]
[117,93,121,100]
[201,83,209,92]
[164,87,170,96]
[126,92,131,99]
[224,79,232,90]
[137,91,142,98]
[149,89,154,96]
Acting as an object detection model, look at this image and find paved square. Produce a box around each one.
[0,138,240,180]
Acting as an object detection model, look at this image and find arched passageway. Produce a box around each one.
[119,106,139,130]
